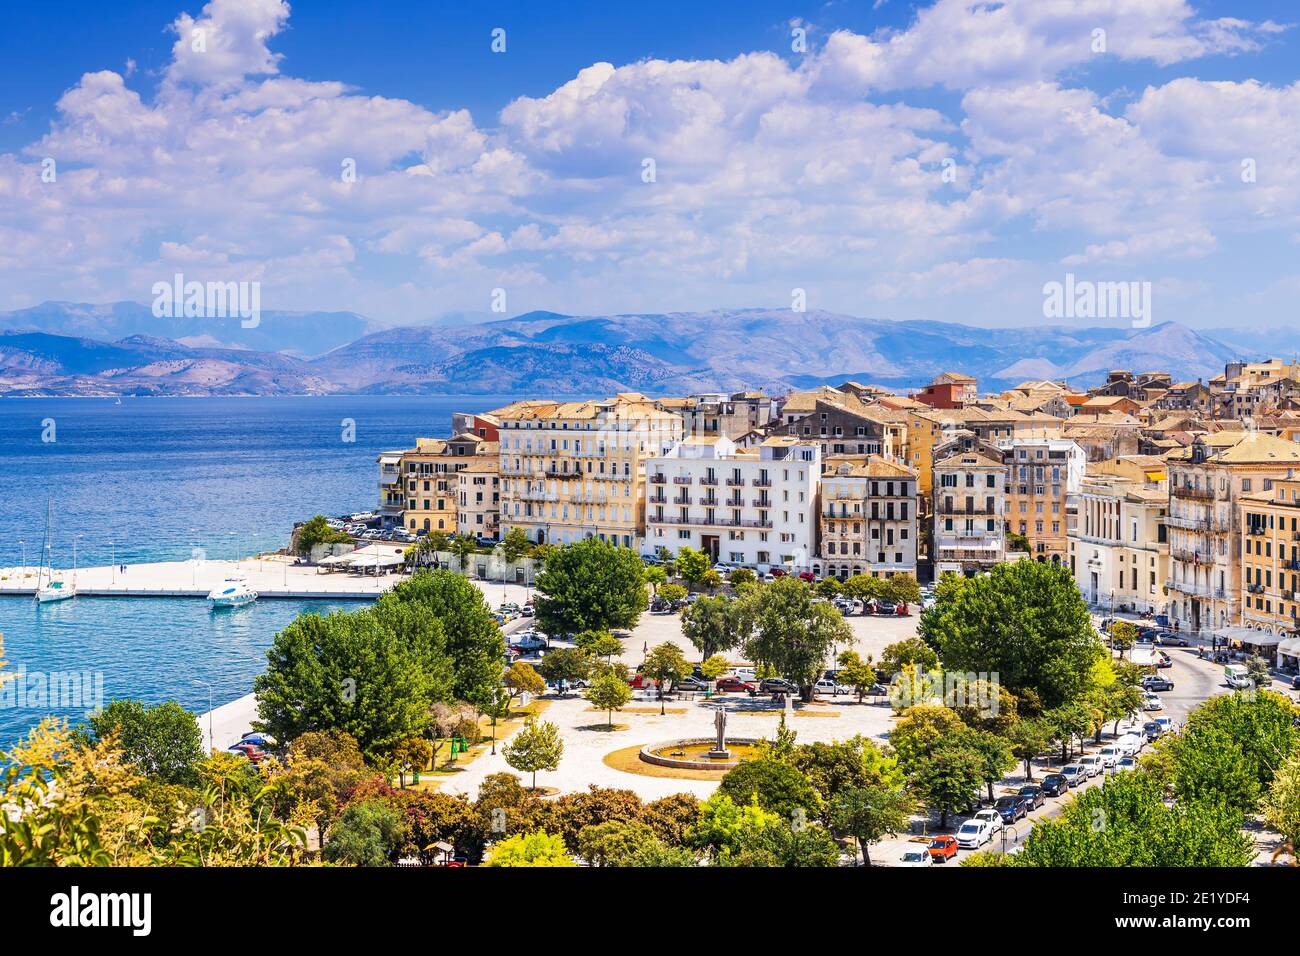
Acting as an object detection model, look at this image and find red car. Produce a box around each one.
[770,568,787,577]
[715,677,756,693]
[798,571,817,582]
[894,603,911,616]
[627,673,655,689]
[927,835,958,863]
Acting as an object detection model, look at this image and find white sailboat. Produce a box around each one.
[34,499,75,604]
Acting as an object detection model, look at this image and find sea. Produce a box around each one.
[0,395,515,748]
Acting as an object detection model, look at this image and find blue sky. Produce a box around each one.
[1,0,1297,332]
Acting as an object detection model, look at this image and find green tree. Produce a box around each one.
[485,831,574,866]
[675,546,711,589]
[657,583,688,603]
[574,629,623,660]
[718,758,822,820]
[836,650,879,702]
[81,699,204,786]
[1016,770,1253,867]
[1006,717,1054,781]
[1171,689,1298,810]
[642,642,691,714]
[534,539,649,634]
[815,577,842,599]
[1247,654,1273,688]
[681,595,746,660]
[324,799,405,866]
[908,742,985,828]
[621,840,699,867]
[585,669,633,729]
[1045,700,1097,762]
[539,647,593,694]
[1109,620,1137,657]
[576,819,657,866]
[729,568,756,588]
[919,560,1102,710]
[742,576,852,701]
[842,573,885,602]
[389,736,433,788]
[449,534,477,571]
[502,661,546,704]
[829,783,914,866]
[888,704,967,775]
[1262,749,1300,858]
[643,564,668,594]
[699,654,730,681]
[380,569,504,706]
[721,818,841,867]
[502,718,564,790]
[254,604,452,760]
[879,637,939,676]
[881,573,921,606]
[964,728,1017,802]
[296,515,352,554]
[501,527,531,564]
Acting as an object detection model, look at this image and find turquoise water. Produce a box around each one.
[0,395,515,748]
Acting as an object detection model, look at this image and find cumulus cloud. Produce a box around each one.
[0,0,1295,325]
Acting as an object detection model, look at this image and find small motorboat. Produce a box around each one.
[36,578,74,603]
[208,578,258,608]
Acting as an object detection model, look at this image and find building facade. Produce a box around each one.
[1166,433,1300,634]
[815,456,918,579]
[932,437,1007,576]
[645,435,819,569]
[497,394,685,550]
[999,437,1086,564]
[1070,473,1169,615]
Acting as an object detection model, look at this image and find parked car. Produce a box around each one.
[1016,785,1045,810]
[1116,733,1143,756]
[510,635,546,651]
[1142,720,1163,741]
[898,849,934,867]
[716,676,757,693]
[993,795,1027,823]
[770,568,787,577]
[1156,652,1173,669]
[759,677,799,694]
[1117,756,1138,771]
[1156,632,1189,647]
[877,602,898,615]
[1143,694,1164,711]
[973,808,1004,834]
[677,676,710,692]
[927,835,959,863]
[712,563,738,575]
[1077,755,1104,778]
[1059,765,1086,788]
[1040,774,1069,797]
[798,571,816,582]
[734,667,757,681]
[956,819,996,849]
[627,673,655,689]
[1141,675,1175,692]
[813,678,850,696]
[520,605,534,617]
[1098,746,1121,769]
[1154,716,1177,735]
[650,599,672,614]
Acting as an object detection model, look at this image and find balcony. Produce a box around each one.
[752,478,772,488]
[1172,485,1215,502]
[649,514,773,529]
[648,493,667,504]
[699,496,720,507]
[937,504,998,516]
[752,499,773,509]
[699,475,718,486]
[725,497,744,508]
[650,474,666,484]
[673,494,692,505]
[726,478,745,487]
[672,476,692,485]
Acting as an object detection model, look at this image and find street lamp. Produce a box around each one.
[193,678,214,753]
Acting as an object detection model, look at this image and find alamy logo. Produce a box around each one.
[151,272,261,328]
[49,886,151,936]
[1042,273,1151,328]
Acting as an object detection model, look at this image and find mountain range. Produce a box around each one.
[0,302,1254,398]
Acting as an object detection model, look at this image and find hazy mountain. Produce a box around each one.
[0,301,373,357]
[0,307,1253,397]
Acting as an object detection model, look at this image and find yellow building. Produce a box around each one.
[496,393,685,549]
[1166,432,1300,635]
[1238,478,1300,671]
[400,432,499,536]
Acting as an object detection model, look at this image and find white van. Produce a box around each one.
[734,667,757,681]
[1224,663,1253,689]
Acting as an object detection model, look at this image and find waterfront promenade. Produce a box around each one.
[0,553,410,600]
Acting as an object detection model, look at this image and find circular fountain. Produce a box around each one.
[638,738,762,770]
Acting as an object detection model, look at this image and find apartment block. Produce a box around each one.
[815,456,918,580]
[645,435,819,569]
[999,437,1086,563]
[932,436,1007,576]
[1070,469,1168,615]
[497,394,685,550]
[1239,479,1300,669]
[1166,432,1300,634]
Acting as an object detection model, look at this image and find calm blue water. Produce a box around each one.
[0,395,515,747]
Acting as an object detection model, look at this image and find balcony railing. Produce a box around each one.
[752,478,772,488]
[672,476,692,485]
[1172,485,1215,502]
[937,504,998,516]
[649,515,773,529]
[649,474,666,484]
[726,478,745,487]
[752,499,772,509]
[699,476,718,486]
[673,495,692,505]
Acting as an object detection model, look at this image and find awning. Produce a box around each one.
[1277,638,1300,659]
[1217,625,1282,647]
